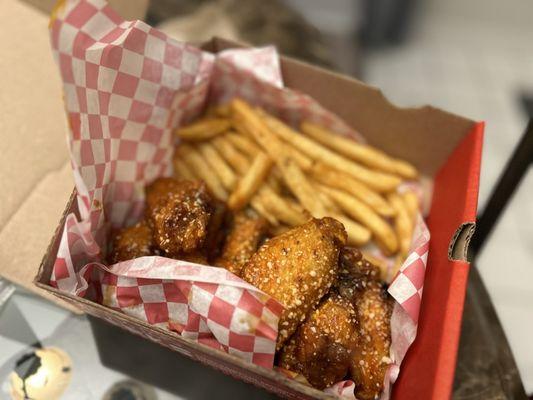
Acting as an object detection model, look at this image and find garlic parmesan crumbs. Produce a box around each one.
[241,217,347,350]
[110,221,155,263]
[277,246,393,400]
[145,178,213,256]
[215,212,267,276]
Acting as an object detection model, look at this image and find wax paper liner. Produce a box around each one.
[48,0,430,396]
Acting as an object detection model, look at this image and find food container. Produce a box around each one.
[35,33,482,400]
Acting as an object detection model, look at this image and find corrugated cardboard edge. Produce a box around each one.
[33,190,83,314]
[448,222,476,262]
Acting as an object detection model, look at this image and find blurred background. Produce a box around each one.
[1,0,531,399]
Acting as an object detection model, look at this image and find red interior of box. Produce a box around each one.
[393,122,484,399]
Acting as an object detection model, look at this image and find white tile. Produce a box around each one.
[490,302,533,393]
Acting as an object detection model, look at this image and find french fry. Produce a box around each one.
[285,144,313,171]
[262,113,401,192]
[232,117,251,138]
[401,189,419,221]
[257,187,309,226]
[309,162,395,217]
[175,118,231,141]
[319,184,398,255]
[232,99,327,216]
[228,152,273,210]
[392,159,418,181]
[213,134,283,199]
[267,174,283,194]
[254,108,313,171]
[226,132,261,157]
[197,142,237,190]
[214,103,231,118]
[387,192,413,256]
[331,214,371,246]
[301,121,418,179]
[173,154,196,180]
[212,136,251,173]
[176,144,228,200]
[250,197,279,226]
[225,134,299,192]
[211,136,279,224]
[308,180,340,213]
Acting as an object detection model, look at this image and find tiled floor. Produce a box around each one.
[360,0,533,393]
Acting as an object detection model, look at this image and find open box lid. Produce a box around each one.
[0,0,147,313]
[30,29,483,400]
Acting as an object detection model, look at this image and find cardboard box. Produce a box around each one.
[35,37,483,399]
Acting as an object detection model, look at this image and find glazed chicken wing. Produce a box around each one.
[216,212,268,276]
[241,217,347,349]
[110,221,157,263]
[203,199,228,262]
[350,285,392,400]
[337,248,392,400]
[278,294,358,389]
[145,178,213,255]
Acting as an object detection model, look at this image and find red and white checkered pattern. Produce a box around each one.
[388,214,430,323]
[96,257,281,367]
[48,0,430,392]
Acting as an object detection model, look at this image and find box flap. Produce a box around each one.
[449,222,476,262]
[0,0,78,311]
[0,0,148,313]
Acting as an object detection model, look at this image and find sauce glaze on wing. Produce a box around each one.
[338,248,393,400]
[145,178,213,255]
[278,294,358,389]
[241,217,347,350]
[216,212,268,276]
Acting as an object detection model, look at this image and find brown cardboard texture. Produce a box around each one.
[34,37,483,399]
[0,0,76,311]
[0,0,148,312]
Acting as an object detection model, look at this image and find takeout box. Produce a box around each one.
[35,34,482,399]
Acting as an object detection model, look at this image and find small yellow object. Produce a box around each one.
[10,347,72,400]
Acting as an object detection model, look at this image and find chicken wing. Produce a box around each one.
[241,217,347,349]
[203,199,229,262]
[178,251,209,265]
[278,294,358,389]
[337,248,392,400]
[336,247,381,300]
[110,221,157,263]
[216,212,268,276]
[350,285,392,400]
[145,177,213,255]
[145,177,180,219]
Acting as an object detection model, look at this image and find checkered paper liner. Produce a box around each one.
[48,0,430,397]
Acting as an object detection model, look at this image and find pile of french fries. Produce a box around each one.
[173,98,420,276]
